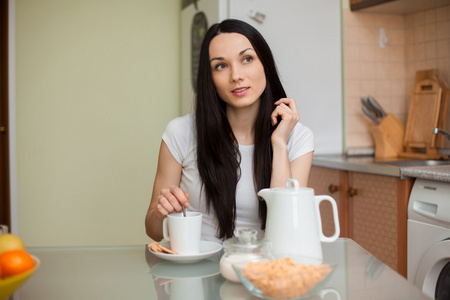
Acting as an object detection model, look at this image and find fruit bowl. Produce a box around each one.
[0,255,40,300]
[232,258,335,300]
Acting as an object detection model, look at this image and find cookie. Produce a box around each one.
[148,241,178,255]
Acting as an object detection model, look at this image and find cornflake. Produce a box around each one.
[242,257,331,299]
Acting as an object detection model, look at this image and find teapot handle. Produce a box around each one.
[315,195,340,242]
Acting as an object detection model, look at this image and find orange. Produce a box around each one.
[0,249,34,277]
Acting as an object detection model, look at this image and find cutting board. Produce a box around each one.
[403,78,442,155]
[413,69,449,148]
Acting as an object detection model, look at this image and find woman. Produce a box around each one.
[145,19,314,243]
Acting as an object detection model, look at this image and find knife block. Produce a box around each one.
[369,114,405,159]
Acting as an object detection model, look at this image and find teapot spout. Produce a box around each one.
[257,188,272,202]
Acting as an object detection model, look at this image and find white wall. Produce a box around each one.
[15,0,180,247]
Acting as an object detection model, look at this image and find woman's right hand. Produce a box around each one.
[154,185,190,220]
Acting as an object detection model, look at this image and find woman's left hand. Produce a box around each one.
[271,98,300,145]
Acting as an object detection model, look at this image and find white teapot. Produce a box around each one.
[258,179,340,263]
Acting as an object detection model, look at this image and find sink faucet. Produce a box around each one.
[433,128,450,141]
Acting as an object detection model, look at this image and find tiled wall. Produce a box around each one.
[344,5,450,150]
[405,7,450,101]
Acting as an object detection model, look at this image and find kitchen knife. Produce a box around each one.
[362,96,382,119]
[360,97,372,115]
[362,104,380,125]
[367,96,387,118]
[361,97,381,119]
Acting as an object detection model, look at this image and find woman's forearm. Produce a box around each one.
[270,139,314,188]
[145,141,185,241]
[145,205,165,241]
[270,141,292,188]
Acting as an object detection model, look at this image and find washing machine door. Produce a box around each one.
[414,239,450,299]
[435,261,450,300]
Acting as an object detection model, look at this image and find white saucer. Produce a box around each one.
[148,241,223,264]
[150,259,220,279]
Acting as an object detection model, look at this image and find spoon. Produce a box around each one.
[182,192,189,217]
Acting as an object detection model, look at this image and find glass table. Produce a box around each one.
[13,238,429,300]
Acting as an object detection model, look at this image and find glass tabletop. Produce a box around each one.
[13,238,429,300]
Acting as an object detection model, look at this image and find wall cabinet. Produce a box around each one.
[350,0,394,11]
[309,166,413,277]
[349,0,447,14]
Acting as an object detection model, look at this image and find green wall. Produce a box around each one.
[15,0,180,246]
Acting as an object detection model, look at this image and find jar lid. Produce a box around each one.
[223,229,271,254]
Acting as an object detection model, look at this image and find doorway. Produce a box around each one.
[0,0,10,229]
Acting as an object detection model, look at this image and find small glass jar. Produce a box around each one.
[219,229,272,282]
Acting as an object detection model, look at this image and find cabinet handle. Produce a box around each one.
[347,187,358,197]
[0,126,6,133]
[328,184,338,194]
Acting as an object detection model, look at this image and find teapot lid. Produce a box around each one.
[223,229,271,254]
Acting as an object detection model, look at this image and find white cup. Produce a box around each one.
[162,212,202,255]
[318,288,341,300]
[165,278,205,300]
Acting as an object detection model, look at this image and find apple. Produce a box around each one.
[0,233,26,254]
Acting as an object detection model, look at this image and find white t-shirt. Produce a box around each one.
[162,114,314,243]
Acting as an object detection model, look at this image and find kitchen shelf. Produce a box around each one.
[350,0,450,14]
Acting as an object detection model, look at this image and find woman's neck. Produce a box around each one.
[226,103,259,145]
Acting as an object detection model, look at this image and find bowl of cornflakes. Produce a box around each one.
[232,257,334,300]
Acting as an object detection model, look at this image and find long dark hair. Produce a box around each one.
[195,19,286,240]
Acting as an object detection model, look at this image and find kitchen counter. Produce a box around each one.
[17,238,429,300]
[400,165,450,183]
[312,154,400,177]
[313,154,450,183]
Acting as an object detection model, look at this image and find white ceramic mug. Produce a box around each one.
[318,288,341,300]
[162,212,202,255]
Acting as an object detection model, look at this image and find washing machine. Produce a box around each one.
[407,178,450,300]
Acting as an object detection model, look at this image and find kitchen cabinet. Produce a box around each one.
[350,0,394,11]
[349,0,450,14]
[309,166,413,277]
[308,166,348,238]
